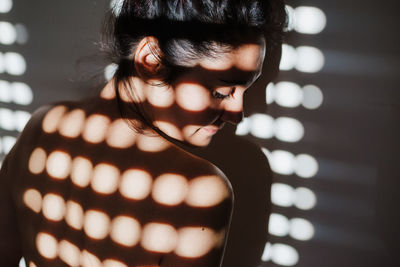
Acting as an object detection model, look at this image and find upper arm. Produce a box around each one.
[0,153,23,266]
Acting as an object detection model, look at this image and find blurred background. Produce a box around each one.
[0,0,399,266]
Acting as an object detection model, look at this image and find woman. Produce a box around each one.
[0,0,286,266]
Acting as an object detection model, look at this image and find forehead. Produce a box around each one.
[199,43,265,71]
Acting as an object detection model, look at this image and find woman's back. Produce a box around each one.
[0,86,233,267]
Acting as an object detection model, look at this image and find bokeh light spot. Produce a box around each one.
[249,113,274,139]
[295,154,319,178]
[120,169,152,200]
[42,105,67,134]
[11,82,33,105]
[175,83,210,111]
[271,243,299,266]
[36,232,58,259]
[290,218,315,241]
[274,81,303,108]
[270,150,295,175]
[91,163,120,195]
[175,227,216,258]
[294,187,317,210]
[59,240,80,267]
[302,84,323,109]
[268,213,290,237]
[23,188,42,213]
[110,215,141,247]
[65,200,84,230]
[295,46,324,73]
[58,109,86,138]
[82,114,111,144]
[185,175,230,208]
[4,52,26,75]
[42,193,66,222]
[147,86,175,108]
[0,21,17,45]
[152,173,188,206]
[70,156,93,188]
[274,117,304,143]
[136,134,169,152]
[84,210,111,240]
[294,6,327,34]
[80,250,102,267]
[28,147,47,174]
[0,0,12,13]
[271,183,294,207]
[103,259,128,267]
[141,223,178,253]
[106,119,136,148]
[279,44,297,71]
[46,150,72,180]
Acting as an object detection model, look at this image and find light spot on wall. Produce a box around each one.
[274,81,303,108]
[0,107,14,131]
[42,193,66,222]
[11,82,33,105]
[270,243,299,266]
[141,223,178,253]
[269,150,296,175]
[302,84,323,109]
[274,117,304,143]
[104,63,118,81]
[294,187,317,210]
[279,44,297,71]
[271,183,294,207]
[289,218,315,241]
[110,215,142,247]
[4,52,26,75]
[295,46,324,73]
[0,21,16,45]
[84,210,111,240]
[28,147,47,174]
[294,154,319,178]
[36,232,58,259]
[294,6,326,34]
[0,0,12,13]
[249,113,274,139]
[152,173,188,206]
[23,188,42,213]
[185,175,229,208]
[119,169,152,200]
[91,163,120,195]
[268,213,290,237]
[46,150,72,180]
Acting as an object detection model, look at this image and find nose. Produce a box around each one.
[220,94,244,125]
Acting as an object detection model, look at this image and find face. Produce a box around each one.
[146,41,266,147]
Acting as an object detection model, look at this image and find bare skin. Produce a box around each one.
[0,39,265,267]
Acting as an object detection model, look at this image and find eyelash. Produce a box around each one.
[212,87,236,100]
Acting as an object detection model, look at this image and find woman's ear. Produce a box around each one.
[134,36,163,79]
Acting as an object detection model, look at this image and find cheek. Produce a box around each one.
[175,83,211,112]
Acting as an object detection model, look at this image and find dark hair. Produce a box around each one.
[102,0,287,130]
